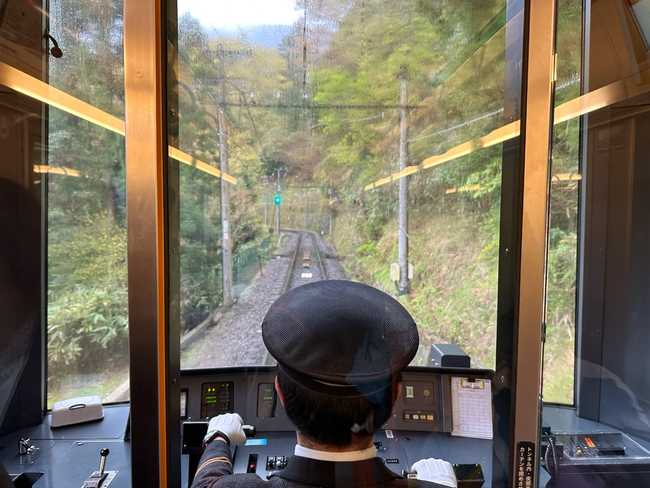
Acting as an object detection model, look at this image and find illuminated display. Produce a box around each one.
[200,382,234,419]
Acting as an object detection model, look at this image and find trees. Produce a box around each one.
[47,0,127,402]
[304,0,581,401]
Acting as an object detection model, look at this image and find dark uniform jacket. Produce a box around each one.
[192,441,448,488]
[0,463,12,488]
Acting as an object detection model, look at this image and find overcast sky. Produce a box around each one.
[179,0,302,29]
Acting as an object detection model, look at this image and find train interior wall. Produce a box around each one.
[580,105,650,442]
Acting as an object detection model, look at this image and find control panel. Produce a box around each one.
[179,366,491,434]
[392,377,448,432]
[179,367,295,432]
[265,455,289,471]
[180,366,494,487]
[562,433,627,458]
[257,383,276,418]
[181,425,491,487]
[541,432,650,488]
[200,382,234,418]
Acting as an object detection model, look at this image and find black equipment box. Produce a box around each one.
[428,344,471,368]
[543,432,650,488]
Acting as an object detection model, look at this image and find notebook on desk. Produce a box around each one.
[451,377,493,440]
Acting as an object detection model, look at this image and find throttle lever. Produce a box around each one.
[242,424,256,438]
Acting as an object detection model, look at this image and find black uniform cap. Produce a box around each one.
[262,280,419,394]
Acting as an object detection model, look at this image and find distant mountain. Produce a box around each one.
[209,24,294,49]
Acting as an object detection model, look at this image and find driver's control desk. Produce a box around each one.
[0,405,131,487]
[0,366,491,487]
[180,366,493,487]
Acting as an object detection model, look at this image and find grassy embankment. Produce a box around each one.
[331,203,575,404]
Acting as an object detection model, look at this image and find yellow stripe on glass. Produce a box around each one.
[0,61,236,184]
[34,164,82,177]
[365,67,650,191]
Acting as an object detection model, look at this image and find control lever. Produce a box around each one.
[82,448,110,488]
[18,437,39,457]
[242,424,256,438]
[18,438,30,455]
[185,422,256,487]
[98,448,110,478]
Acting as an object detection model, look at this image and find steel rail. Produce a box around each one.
[309,232,329,281]
[282,231,303,293]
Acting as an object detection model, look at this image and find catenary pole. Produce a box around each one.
[218,48,233,307]
[397,66,410,295]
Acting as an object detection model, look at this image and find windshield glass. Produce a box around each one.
[168,1,575,385]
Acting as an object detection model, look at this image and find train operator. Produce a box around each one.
[192,280,457,488]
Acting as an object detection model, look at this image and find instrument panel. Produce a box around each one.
[179,365,493,433]
[200,381,234,418]
[179,366,494,487]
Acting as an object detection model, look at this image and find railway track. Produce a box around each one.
[283,230,329,292]
[107,229,341,383]
[262,230,331,365]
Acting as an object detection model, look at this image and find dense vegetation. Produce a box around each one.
[46,0,581,404]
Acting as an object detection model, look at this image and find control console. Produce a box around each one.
[180,366,494,487]
[179,366,492,432]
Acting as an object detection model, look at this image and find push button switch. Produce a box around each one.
[266,455,288,471]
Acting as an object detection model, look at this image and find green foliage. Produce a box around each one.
[46,0,129,403]
[544,228,578,402]
[48,214,128,370]
[333,205,499,368]
[312,0,582,402]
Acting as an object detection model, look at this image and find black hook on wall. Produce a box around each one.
[44,33,63,58]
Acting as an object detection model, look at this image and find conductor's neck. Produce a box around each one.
[296,432,374,453]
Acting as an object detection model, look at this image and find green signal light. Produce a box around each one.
[274,193,282,206]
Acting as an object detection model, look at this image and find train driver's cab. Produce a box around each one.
[1,1,650,487]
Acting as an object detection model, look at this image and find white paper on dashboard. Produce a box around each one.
[451,377,493,439]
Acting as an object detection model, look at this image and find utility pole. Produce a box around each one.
[397,66,410,295]
[218,48,233,307]
[207,44,252,307]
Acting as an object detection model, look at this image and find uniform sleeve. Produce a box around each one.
[191,439,234,488]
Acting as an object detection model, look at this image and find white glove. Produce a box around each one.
[412,458,457,488]
[204,413,247,446]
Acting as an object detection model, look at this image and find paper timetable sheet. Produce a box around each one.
[451,377,493,440]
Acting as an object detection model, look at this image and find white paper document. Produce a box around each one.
[411,458,457,487]
[451,377,493,439]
